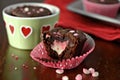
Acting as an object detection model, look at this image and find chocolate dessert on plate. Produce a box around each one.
[43,27,87,60]
[30,27,95,69]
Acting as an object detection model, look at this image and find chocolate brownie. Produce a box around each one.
[11,5,52,17]
[43,27,87,60]
[88,0,119,4]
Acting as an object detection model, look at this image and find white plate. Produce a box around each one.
[67,0,120,25]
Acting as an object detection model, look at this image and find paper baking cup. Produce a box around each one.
[83,0,120,18]
[30,33,95,69]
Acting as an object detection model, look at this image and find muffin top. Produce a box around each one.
[11,5,52,17]
[88,0,119,4]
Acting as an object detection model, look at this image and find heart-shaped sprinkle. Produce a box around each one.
[73,33,79,36]
[24,7,29,12]
[83,68,90,74]
[92,72,99,77]
[69,30,75,33]
[62,76,69,80]
[20,26,32,38]
[75,74,82,80]
[88,68,95,73]
[33,67,37,70]
[56,69,64,74]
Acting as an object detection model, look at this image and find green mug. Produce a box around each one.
[2,2,60,50]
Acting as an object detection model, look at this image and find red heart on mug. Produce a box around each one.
[42,25,50,33]
[9,25,14,34]
[21,26,32,38]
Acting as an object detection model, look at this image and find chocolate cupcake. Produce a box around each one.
[10,5,52,17]
[30,27,95,69]
[83,0,120,18]
[43,27,87,60]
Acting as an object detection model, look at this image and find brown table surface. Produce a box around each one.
[0,0,120,80]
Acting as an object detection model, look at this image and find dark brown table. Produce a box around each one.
[0,0,120,80]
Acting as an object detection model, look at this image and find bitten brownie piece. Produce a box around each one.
[43,27,87,60]
[88,0,119,4]
[11,5,52,17]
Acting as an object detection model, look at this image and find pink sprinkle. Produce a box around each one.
[33,67,37,70]
[92,72,99,77]
[83,68,90,74]
[39,8,44,12]
[73,33,79,36]
[69,30,75,33]
[46,34,50,38]
[56,69,64,74]
[75,74,82,80]
[62,76,69,80]
[53,32,56,34]
[89,68,95,73]
[24,7,29,12]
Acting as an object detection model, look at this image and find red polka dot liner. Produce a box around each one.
[30,33,95,69]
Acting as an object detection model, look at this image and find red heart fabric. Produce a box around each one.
[44,0,120,41]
